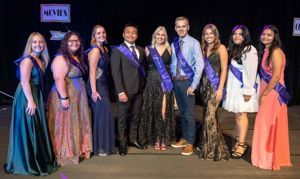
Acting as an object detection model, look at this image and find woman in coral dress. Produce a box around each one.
[251,25,292,170]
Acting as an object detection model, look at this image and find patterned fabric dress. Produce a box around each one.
[87,46,115,155]
[199,52,230,161]
[139,49,175,145]
[5,55,58,175]
[47,57,93,166]
[251,49,292,170]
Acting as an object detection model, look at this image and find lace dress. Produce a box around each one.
[199,52,230,161]
[139,49,175,145]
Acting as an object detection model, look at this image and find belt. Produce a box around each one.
[172,76,188,81]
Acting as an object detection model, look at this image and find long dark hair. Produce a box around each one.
[228,25,252,64]
[58,31,85,65]
[258,25,282,67]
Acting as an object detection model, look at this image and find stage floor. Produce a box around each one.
[0,104,299,179]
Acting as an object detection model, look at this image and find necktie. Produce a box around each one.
[130,45,138,59]
[176,40,184,78]
[179,40,184,51]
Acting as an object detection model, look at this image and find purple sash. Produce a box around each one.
[85,44,98,55]
[15,55,45,92]
[229,63,258,91]
[147,46,173,93]
[85,45,108,69]
[173,37,194,82]
[116,45,146,77]
[55,53,86,75]
[204,57,226,98]
[68,56,86,75]
[259,67,290,105]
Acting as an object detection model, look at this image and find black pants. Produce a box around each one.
[117,93,142,145]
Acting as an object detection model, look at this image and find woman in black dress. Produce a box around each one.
[198,24,230,161]
[139,26,175,150]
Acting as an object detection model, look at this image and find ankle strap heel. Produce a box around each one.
[231,142,248,159]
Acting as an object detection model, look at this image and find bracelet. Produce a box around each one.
[59,96,69,100]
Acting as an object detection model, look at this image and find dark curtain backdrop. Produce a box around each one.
[1,0,299,105]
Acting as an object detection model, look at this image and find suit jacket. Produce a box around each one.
[110,43,146,95]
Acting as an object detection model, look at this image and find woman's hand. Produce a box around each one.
[259,94,265,105]
[61,99,70,110]
[243,95,251,102]
[215,89,223,102]
[92,91,102,102]
[26,101,37,116]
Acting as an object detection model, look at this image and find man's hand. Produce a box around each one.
[119,93,128,102]
[186,87,195,96]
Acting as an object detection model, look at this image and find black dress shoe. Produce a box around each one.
[130,141,147,149]
[119,145,127,156]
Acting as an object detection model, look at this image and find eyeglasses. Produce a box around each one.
[68,40,80,43]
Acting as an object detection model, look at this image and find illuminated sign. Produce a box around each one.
[293,18,300,36]
[40,4,70,23]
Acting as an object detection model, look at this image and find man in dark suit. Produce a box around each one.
[110,23,147,156]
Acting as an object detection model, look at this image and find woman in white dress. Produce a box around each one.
[222,25,260,159]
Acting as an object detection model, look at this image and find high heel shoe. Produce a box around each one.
[231,141,238,153]
[154,140,160,150]
[231,142,247,159]
[231,136,239,153]
[160,142,167,151]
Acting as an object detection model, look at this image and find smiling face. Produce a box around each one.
[155,30,166,45]
[232,28,244,45]
[31,34,45,54]
[123,26,138,44]
[260,28,275,47]
[175,19,189,38]
[94,26,107,44]
[204,28,215,45]
[67,34,81,53]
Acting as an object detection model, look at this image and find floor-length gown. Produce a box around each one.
[199,52,230,161]
[5,55,58,175]
[87,47,115,155]
[47,57,93,166]
[251,49,292,170]
[139,49,175,145]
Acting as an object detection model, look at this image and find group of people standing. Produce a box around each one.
[4,16,292,176]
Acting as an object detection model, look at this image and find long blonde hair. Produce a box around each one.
[151,26,170,49]
[201,24,220,57]
[23,32,50,68]
[90,25,107,45]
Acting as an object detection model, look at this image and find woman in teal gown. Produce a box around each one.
[4,32,59,176]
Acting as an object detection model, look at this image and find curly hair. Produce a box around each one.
[58,31,85,65]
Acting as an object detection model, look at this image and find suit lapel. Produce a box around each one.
[123,42,142,61]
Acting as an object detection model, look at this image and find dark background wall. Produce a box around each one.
[0,0,299,104]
